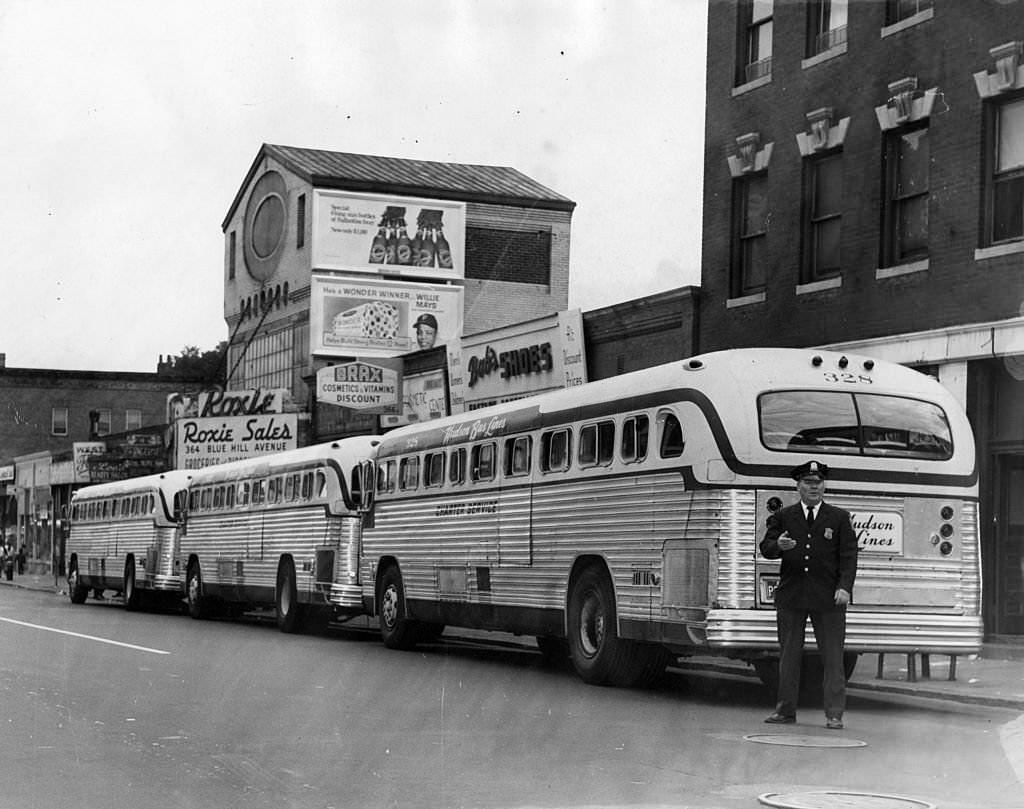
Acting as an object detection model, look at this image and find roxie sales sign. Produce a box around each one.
[175,414,298,470]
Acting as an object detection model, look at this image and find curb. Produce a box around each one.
[675,659,1024,712]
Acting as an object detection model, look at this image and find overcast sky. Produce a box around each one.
[1,0,707,372]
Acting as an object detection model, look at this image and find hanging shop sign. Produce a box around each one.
[381,368,448,427]
[197,389,288,417]
[310,275,464,359]
[175,414,298,470]
[312,190,466,282]
[455,309,588,410]
[73,443,107,482]
[316,359,402,414]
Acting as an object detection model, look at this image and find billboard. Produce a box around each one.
[312,190,466,282]
[310,275,464,359]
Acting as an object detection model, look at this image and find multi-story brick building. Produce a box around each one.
[700,1,1024,638]
[221,144,575,440]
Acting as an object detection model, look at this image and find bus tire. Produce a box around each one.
[536,636,571,668]
[186,563,206,620]
[124,557,141,612]
[276,558,304,634]
[68,561,88,605]
[378,565,419,650]
[618,643,672,688]
[566,566,634,686]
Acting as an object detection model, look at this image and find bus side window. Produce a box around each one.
[189,491,199,511]
[399,457,420,491]
[471,443,496,482]
[376,462,395,495]
[579,421,614,467]
[238,482,250,506]
[315,470,328,498]
[425,452,445,488]
[111,499,120,518]
[351,467,362,501]
[541,428,571,473]
[504,436,532,477]
[213,486,224,510]
[621,414,650,463]
[225,484,235,509]
[658,412,685,458]
[252,480,266,505]
[284,474,296,502]
[449,448,466,485]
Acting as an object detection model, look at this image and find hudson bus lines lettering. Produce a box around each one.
[467,342,553,388]
[434,500,498,517]
[850,511,903,552]
[440,416,509,446]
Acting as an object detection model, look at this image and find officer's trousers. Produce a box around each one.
[774,606,847,719]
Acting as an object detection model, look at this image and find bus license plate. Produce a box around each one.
[759,574,779,604]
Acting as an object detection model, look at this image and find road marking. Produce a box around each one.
[0,617,170,655]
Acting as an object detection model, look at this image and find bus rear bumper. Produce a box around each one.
[704,609,984,656]
[326,583,363,611]
[144,575,183,593]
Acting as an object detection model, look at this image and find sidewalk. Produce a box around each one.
[4,572,1022,710]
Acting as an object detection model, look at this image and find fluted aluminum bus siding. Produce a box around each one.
[181,509,362,608]
[71,521,178,591]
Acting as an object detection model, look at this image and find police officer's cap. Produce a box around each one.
[791,460,829,481]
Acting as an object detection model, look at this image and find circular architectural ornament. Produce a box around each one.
[744,733,867,749]
[758,791,935,809]
[243,170,288,281]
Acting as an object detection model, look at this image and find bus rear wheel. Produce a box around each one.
[276,558,304,634]
[378,565,418,650]
[124,557,141,612]
[68,561,88,605]
[567,567,636,686]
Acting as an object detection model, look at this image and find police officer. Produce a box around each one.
[760,460,858,729]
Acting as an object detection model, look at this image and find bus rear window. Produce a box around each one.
[759,391,953,460]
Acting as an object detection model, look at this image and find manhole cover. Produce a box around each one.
[758,791,935,808]
[745,733,867,748]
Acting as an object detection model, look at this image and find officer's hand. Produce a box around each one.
[777,531,796,551]
[834,588,851,606]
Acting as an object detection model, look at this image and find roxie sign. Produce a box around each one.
[197,389,286,417]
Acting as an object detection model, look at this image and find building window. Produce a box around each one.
[229,231,236,281]
[297,194,306,249]
[125,409,143,432]
[738,0,773,85]
[52,407,68,436]
[96,408,112,437]
[987,96,1024,245]
[465,227,551,285]
[807,0,847,57]
[886,0,932,25]
[882,124,929,266]
[804,152,843,279]
[732,171,769,296]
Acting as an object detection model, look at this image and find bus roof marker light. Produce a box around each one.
[684,359,705,371]
[863,359,875,371]
[838,356,849,369]
[812,355,823,366]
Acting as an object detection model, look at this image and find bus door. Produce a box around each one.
[497,435,532,566]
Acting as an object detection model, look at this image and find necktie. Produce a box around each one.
[807,507,815,527]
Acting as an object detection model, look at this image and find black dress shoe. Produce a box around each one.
[764,712,796,724]
[825,717,844,730]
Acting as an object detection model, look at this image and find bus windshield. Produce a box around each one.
[759,391,953,460]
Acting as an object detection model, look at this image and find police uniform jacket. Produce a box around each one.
[760,501,858,611]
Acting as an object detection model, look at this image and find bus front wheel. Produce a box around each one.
[68,561,88,605]
[378,566,419,650]
[124,557,141,612]
[186,563,205,620]
[567,567,635,686]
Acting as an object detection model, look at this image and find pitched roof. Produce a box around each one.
[224,143,575,227]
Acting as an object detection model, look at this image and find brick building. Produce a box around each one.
[0,355,191,571]
[700,1,1024,637]
[221,144,575,440]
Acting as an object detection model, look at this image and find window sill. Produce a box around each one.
[731,74,772,98]
[975,241,1024,262]
[876,259,929,279]
[880,7,933,38]
[726,291,766,308]
[802,42,847,70]
[796,276,842,294]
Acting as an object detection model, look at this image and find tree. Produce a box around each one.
[157,342,226,386]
